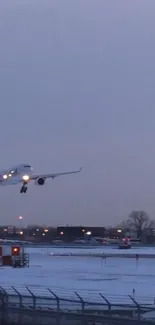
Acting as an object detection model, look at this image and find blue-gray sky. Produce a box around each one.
[0,0,155,226]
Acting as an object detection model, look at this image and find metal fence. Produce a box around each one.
[0,285,155,324]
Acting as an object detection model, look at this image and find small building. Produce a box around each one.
[57,226,106,242]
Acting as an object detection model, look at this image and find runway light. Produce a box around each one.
[3,174,7,179]
[22,175,30,181]
[86,231,91,235]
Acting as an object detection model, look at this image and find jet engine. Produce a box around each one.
[35,177,45,186]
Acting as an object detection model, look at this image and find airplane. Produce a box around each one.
[0,164,83,193]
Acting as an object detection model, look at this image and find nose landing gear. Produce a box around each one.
[20,183,28,193]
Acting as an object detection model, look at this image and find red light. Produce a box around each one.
[12,246,20,255]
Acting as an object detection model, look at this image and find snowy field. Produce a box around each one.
[24,245,155,256]
[1,246,155,309]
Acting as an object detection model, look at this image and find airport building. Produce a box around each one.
[57,226,106,241]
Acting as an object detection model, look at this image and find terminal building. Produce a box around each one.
[57,226,106,241]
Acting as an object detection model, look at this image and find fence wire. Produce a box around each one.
[0,285,155,311]
[0,285,155,324]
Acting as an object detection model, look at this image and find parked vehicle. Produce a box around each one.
[118,238,131,249]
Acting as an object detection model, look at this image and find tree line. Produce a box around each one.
[120,210,155,240]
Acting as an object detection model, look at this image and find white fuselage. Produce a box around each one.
[0,163,82,193]
[0,164,33,186]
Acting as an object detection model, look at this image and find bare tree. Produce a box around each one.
[127,211,150,239]
[148,220,155,229]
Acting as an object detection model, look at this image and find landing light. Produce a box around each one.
[3,175,7,179]
[22,175,30,181]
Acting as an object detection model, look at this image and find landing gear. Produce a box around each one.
[20,183,28,194]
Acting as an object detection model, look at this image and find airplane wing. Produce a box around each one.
[31,167,83,180]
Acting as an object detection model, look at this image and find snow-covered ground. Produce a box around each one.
[1,247,155,309]
[24,246,155,256]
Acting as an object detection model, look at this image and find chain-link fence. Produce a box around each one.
[0,285,155,324]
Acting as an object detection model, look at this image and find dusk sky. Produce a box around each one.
[0,0,155,226]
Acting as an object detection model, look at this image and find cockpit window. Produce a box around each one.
[24,165,31,168]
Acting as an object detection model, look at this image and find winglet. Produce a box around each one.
[79,167,83,172]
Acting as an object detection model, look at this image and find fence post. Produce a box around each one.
[0,286,8,324]
[0,286,8,307]
[136,254,139,267]
[129,295,141,320]
[48,289,60,312]
[48,289,61,325]
[11,287,23,324]
[75,292,85,313]
[26,286,36,309]
[99,293,111,314]
[11,286,22,308]
[101,254,107,267]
